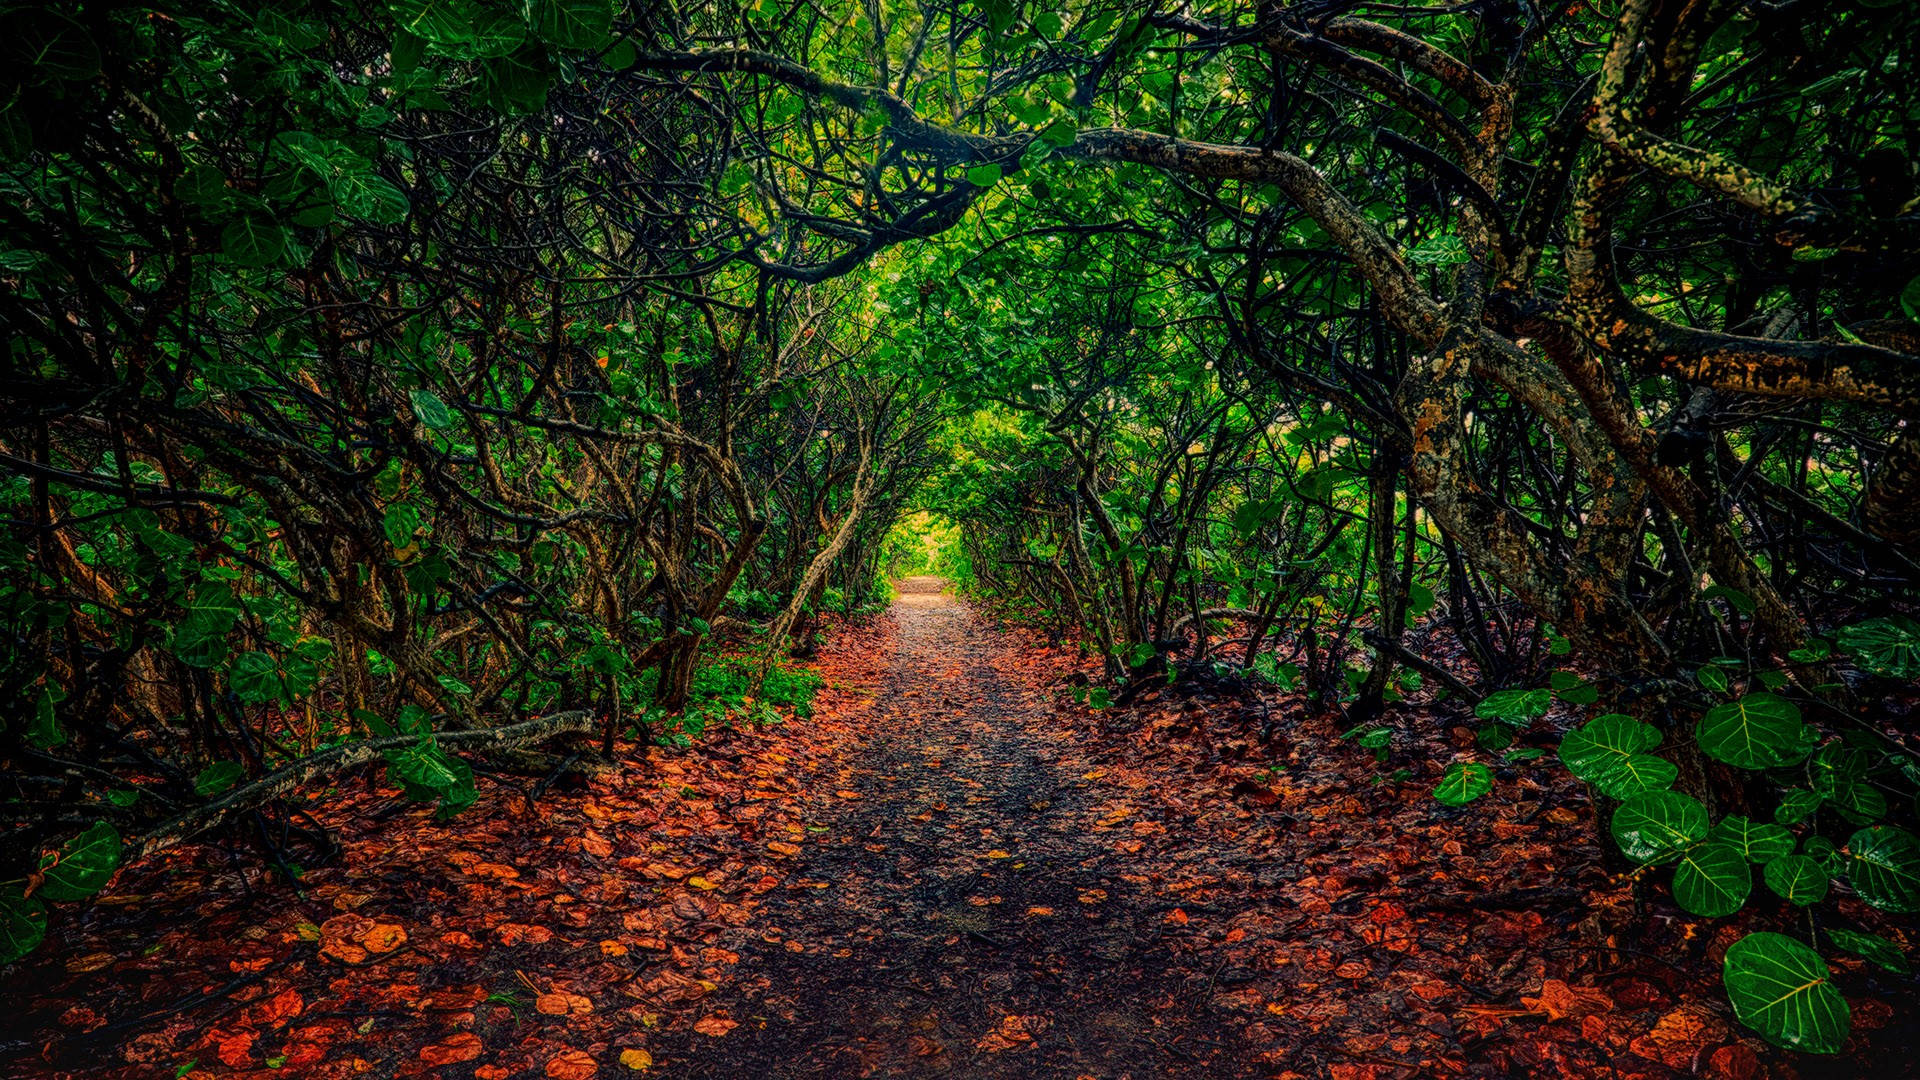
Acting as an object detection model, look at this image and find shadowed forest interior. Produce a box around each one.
[2,0,1920,1076]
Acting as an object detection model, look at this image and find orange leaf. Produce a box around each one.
[618,1048,653,1071]
[418,1032,483,1066]
[692,1015,737,1037]
[536,992,594,1016]
[1521,979,1614,1022]
[546,1048,598,1079]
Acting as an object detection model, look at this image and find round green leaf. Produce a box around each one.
[1433,761,1492,806]
[1834,615,1920,680]
[1846,826,1920,912]
[37,820,122,901]
[1474,688,1550,725]
[966,163,1004,188]
[386,0,477,44]
[1559,714,1674,798]
[194,760,245,798]
[1696,693,1805,769]
[220,215,291,268]
[1612,791,1708,864]
[1710,816,1794,863]
[1672,841,1752,916]
[1763,855,1830,906]
[1722,932,1850,1053]
[1825,928,1909,974]
[0,890,47,964]
[526,0,614,50]
[1775,787,1822,825]
[229,651,284,704]
[410,388,455,430]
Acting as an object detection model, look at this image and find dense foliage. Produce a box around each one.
[3,0,1918,1052]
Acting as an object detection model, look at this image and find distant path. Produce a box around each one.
[661,576,1267,1078]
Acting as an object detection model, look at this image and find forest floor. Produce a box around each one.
[3,578,1915,1079]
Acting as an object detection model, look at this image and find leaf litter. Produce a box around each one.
[1,578,1914,1078]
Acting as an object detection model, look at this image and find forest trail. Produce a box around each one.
[15,582,1898,1080]
[657,575,1266,1078]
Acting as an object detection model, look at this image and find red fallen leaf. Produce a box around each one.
[215,1031,255,1068]
[281,1039,329,1069]
[547,1048,598,1079]
[1521,979,1613,1021]
[419,1032,483,1066]
[258,988,304,1027]
[476,1067,511,1080]
[1629,1006,1727,1071]
[1707,1043,1760,1080]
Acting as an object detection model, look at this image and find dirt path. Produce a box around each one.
[656,576,1266,1077]
[14,580,1911,1079]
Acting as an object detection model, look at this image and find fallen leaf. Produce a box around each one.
[619,1048,654,1071]
[418,1032,483,1066]
[546,1048,598,1079]
[537,991,594,1016]
[692,1015,737,1037]
[1522,979,1614,1021]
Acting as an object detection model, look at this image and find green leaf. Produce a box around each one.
[0,890,48,964]
[1763,855,1830,906]
[1672,841,1751,916]
[194,760,245,798]
[1611,791,1708,864]
[1037,118,1076,147]
[37,821,121,901]
[1696,693,1805,769]
[966,163,1004,188]
[383,503,421,547]
[1834,615,1920,680]
[1722,932,1850,1053]
[410,389,455,430]
[1846,826,1920,912]
[1776,787,1822,825]
[1709,816,1794,863]
[1825,928,1909,974]
[386,0,477,44]
[220,215,291,268]
[1903,274,1920,322]
[1474,688,1550,726]
[1558,714,1675,799]
[525,0,614,49]
[229,651,284,704]
[1433,761,1492,805]
[1696,665,1729,694]
[1549,670,1597,705]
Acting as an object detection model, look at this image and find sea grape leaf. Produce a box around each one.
[194,760,245,798]
[1722,932,1849,1053]
[0,890,47,964]
[526,0,614,49]
[1825,928,1909,973]
[1611,791,1708,864]
[1763,855,1830,906]
[1710,816,1794,863]
[1559,714,1674,798]
[1672,841,1751,916]
[1696,693,1805,769]
[1846,826,1920,912]
[1433,761,1491,806]
[37,820,122,901]
[1475,688,1550,726]
[1834,615,1920,680]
